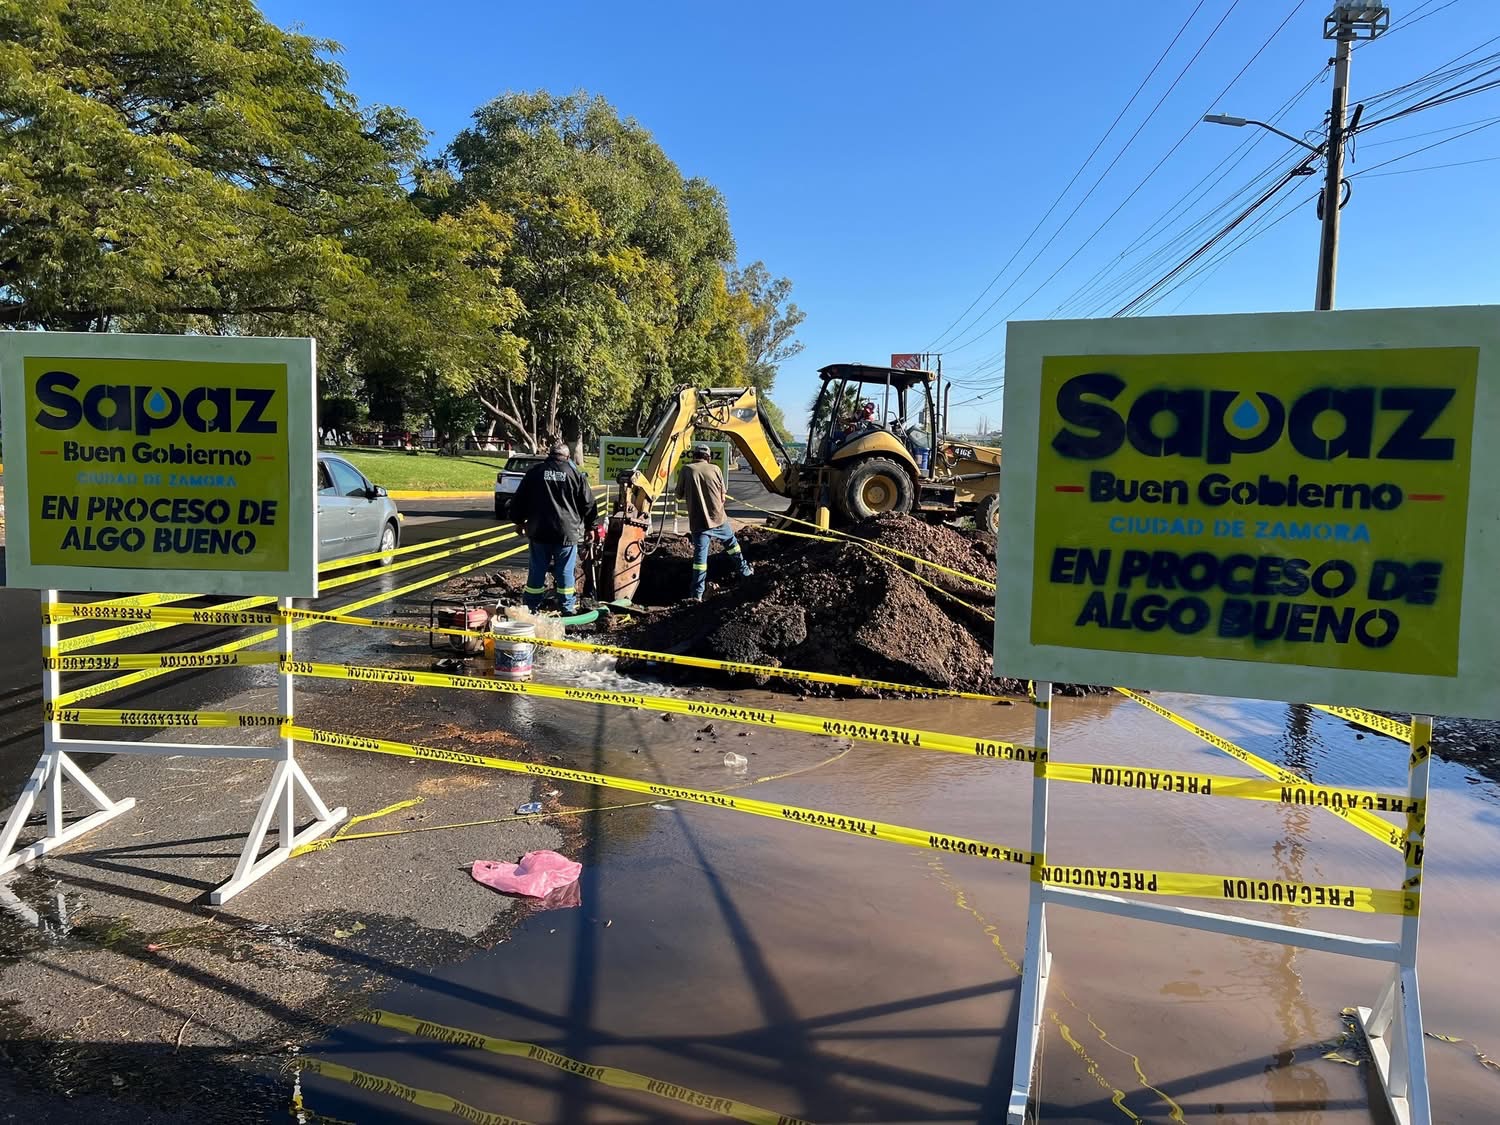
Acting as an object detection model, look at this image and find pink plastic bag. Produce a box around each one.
[471,851,582,898]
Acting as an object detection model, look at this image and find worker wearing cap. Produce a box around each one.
[676,444,752,602]
[512,441,600,613]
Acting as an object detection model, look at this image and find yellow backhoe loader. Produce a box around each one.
[601,363,1001,603]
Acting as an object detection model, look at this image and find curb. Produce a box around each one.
[387,490,493,500]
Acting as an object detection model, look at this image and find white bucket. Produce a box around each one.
[491,620,535,681]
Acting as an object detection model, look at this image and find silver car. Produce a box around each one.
[494,454,544,518]
[317,454,401,562]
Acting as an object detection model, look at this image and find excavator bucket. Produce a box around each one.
[766,496,820,532]
[600,520,648,605]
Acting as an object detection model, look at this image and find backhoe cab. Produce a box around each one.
[808,364,1001,530]
[600,364,1002,604]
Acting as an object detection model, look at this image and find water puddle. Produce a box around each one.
[292,685,1500,1123]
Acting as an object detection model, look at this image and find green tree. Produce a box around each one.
[728,262,805,391]
[728,261,804,441]
[441,92,749,450]
[0,0,513,383]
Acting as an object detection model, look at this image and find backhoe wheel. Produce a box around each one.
[842,458,914,521]
[978,494,1000,535]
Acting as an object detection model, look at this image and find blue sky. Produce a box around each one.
[263,0,1499,436]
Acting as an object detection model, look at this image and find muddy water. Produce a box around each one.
[300,652,1500,1124]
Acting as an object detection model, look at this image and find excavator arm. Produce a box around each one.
[601,385,796,604]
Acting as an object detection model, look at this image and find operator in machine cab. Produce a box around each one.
[512,441,600,614]
[676,443,753,602]
[839,401,878,442]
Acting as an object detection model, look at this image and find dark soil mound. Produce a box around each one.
[612,516,1016,695]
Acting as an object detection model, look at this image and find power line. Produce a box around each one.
[922,1,1210,351]
[1144,186,1317,314]
[1358,151,1500,177]
[1062,138,1310,319]
[1355,112,1500,147]
[1113,154,1313,316]
[1359,62,1500,129]
[1349,115,1500,176]
[936,0,1251,355]
[954,0,1311,338]
[1379,0,1462,39]
[1049,65,1328,318]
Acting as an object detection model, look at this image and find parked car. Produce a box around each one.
[494,454,544,518]
[316,453,401,562]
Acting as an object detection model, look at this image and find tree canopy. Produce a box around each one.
[0,0,515,369]
[0,4,802,451]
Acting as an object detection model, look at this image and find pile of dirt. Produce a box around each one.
[613,516,1019,695]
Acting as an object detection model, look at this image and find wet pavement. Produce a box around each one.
[1,501,1498,1123]
[294,670,1500,1124]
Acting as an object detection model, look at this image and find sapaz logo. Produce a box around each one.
[33,371,277,436]
[1051,372,1456,465]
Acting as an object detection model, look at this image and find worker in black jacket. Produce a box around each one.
[511,441,600,613]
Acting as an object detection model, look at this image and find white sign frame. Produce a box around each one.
[0,332,318,598]
[994,305,1500,719]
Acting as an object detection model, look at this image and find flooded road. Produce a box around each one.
[293,645,1500,1125]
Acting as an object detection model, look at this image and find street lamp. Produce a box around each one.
[1326,1,1390,39]
[1201,113,1323,155]
[1198,3,1389,310]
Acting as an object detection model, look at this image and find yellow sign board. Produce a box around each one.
[1,333,317,597]
[598,437,730,487]
[995,308,1500,719]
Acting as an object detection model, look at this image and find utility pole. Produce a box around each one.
[1315,32,1350,311]
[1315,3,1389,310]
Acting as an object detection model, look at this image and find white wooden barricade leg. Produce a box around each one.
[1008,680,1052,1125]
[0,589,137,878]
[0,592,346,904]
[1007,699,1433,1125]
[209,596,345,904]
[1356,714,1432,1125]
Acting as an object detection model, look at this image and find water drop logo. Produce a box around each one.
[1225,393,1267,435]
[146,389,169,414]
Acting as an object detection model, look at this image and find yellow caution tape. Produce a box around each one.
[727,491,997,591]
[51,540,530,707]
[1312,704,1414,744]
[1035,862,1417,916]
[525,632,1008,701]
[757,524,996,620]
[296,1057,531,1125]
[289,721,1408,917]
[52,592,277,654]
[317,528,518,593]
[46,707,288,729]
[1114,688,1406,853]
[356,1009,812,1125]
[50,528,517,654]
[283,660,1041,764]
[320,523,514,573]
[287,723,1039,867]
[293,744,854,857]
[44,590,199,626]
[240,604,1012,704]
[43,651,286,672]
[48,604,281,626]
[289,797,427,858]
[1045,762,1422,816]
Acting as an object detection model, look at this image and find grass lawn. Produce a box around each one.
[337,448,601,491]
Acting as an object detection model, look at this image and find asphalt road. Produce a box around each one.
[0,470,776,796]
[0,502,503,796]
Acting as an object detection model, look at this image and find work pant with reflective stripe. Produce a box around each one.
[691,521,752,599]
[525,541,579,612]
